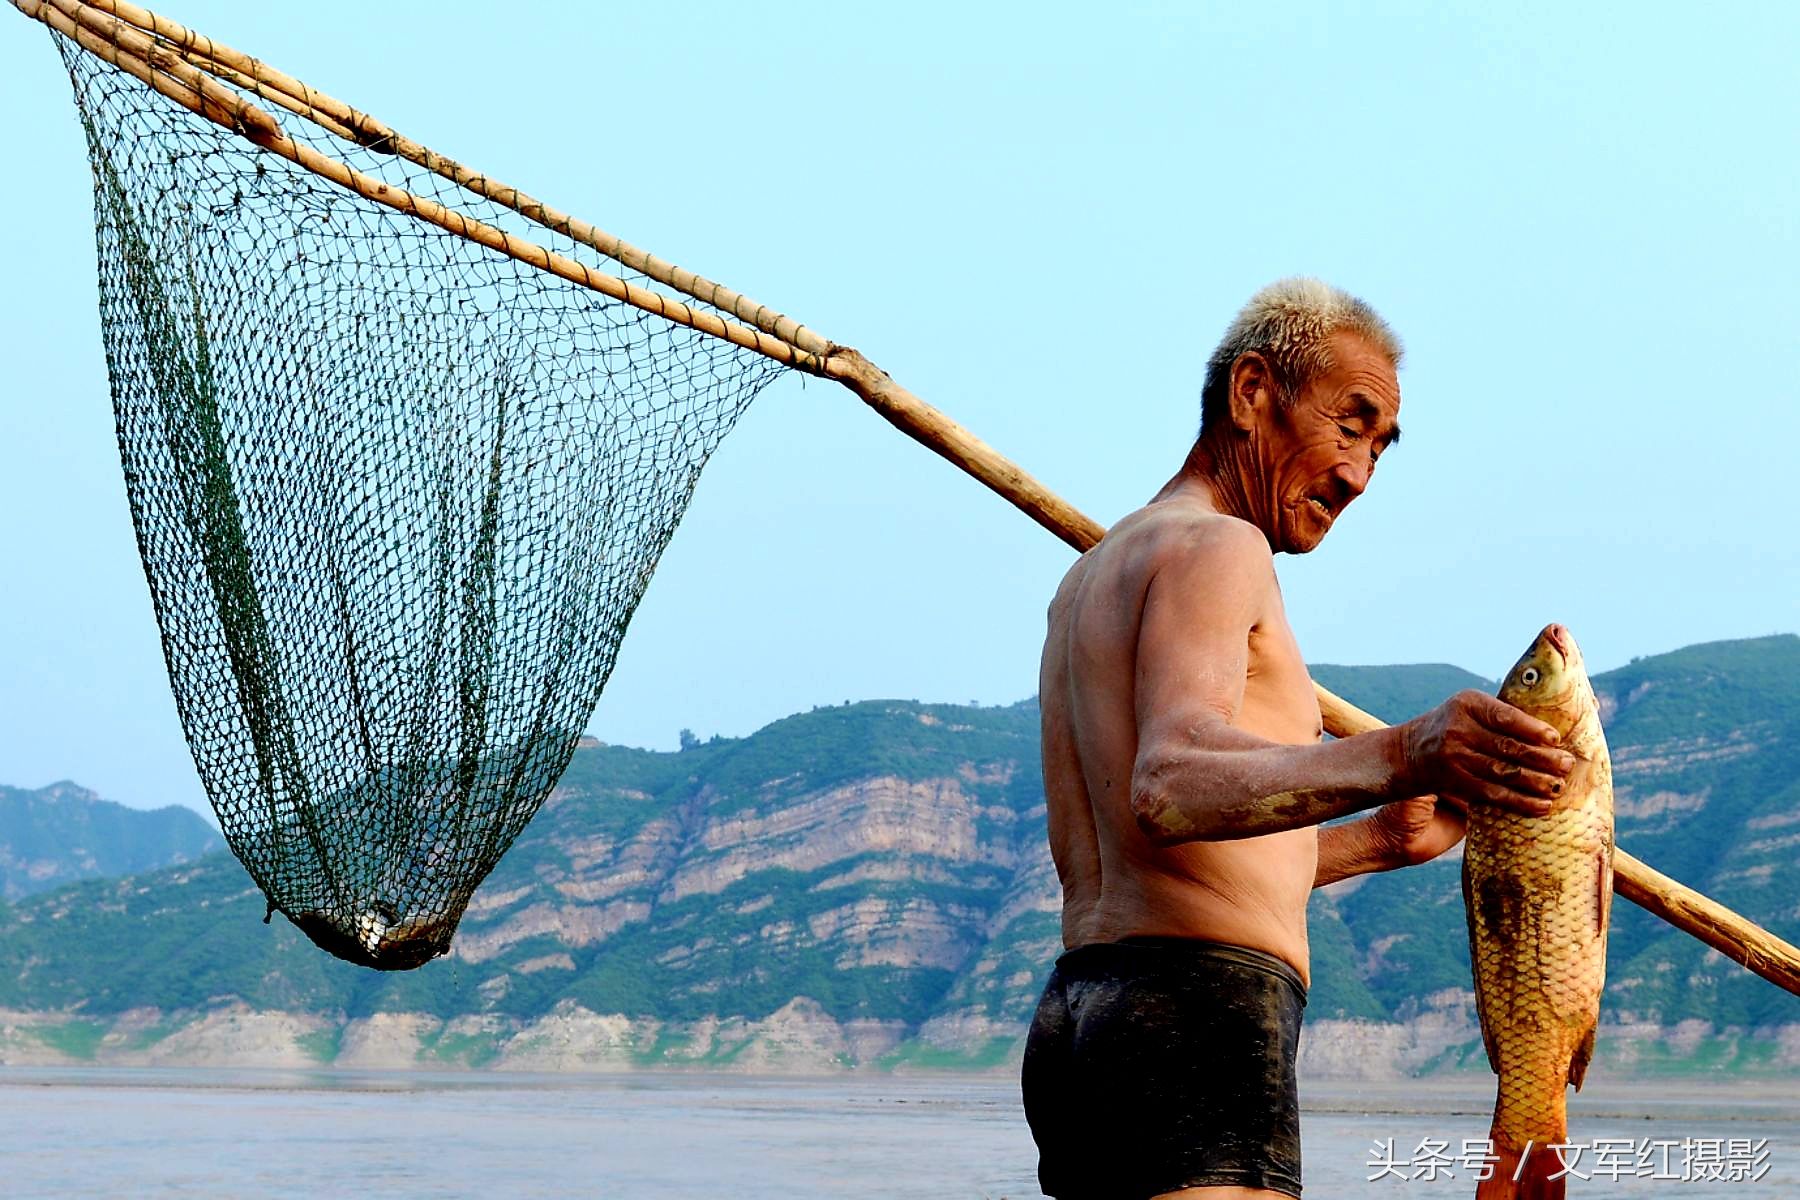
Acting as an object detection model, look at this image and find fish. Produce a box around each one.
[291,901,455,970]
[356,905,395,956]
[1464,623,1614,1200]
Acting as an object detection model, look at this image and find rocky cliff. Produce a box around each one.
[2,639,1797,1075]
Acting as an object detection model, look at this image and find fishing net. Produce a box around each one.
[48,23,792,968]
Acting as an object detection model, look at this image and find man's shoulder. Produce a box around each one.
[1050,500,1272,621]
[1112,500,1274,576]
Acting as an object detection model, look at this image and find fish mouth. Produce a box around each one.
[1539,622,1583,670]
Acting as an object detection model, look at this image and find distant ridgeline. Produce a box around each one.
[1,636,1796,1075]
[0,782,220,901]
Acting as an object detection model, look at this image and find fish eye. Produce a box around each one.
[1521,667,1541,686]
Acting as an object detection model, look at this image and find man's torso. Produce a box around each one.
[1038,496,1324,984]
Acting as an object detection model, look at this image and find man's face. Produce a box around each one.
[1262,331,1402,554]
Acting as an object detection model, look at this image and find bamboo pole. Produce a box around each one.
[1613,852,1800,997]
[20,0,274,144]
[164,40,367,147]
[15,0,822,374]
[75,0,831,358]
[824,349,1108,551]
[15,0,1799,1001]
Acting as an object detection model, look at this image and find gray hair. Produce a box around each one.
[1198,277,1403,437]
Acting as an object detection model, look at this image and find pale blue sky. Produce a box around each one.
[1,2,1795,817]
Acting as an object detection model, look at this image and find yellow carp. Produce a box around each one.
[1464,623,1613,1199]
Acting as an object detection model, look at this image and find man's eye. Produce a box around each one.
[1337,424,1358,441]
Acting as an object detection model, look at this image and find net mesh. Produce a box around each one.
[54,31,790,969]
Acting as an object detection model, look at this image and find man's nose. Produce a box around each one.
[1335,455,1372,499]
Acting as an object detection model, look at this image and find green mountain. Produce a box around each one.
[1308,662,1493,725]
[0,781,222,900]
[1,637,1796,1074]
[0,700,1051,1069]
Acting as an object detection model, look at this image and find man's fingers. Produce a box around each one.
[1472,782,1554,817]
[1490,736,1578,777]
[1510,768,1568,799]
[1478,754,1568,797]
[1409,694,1577,803]
[1471,693,1562,746]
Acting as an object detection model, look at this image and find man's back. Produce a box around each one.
[1038,491,1324,983]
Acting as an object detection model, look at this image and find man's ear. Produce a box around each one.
[1227,352,1275,432]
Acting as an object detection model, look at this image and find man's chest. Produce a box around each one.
[1242,614,1325,745]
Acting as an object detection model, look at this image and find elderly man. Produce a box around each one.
[1023,279,1576,1199]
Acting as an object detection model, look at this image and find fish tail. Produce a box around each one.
[1476,1135,1567,1200]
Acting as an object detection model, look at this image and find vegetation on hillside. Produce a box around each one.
[1,638,1796,1051]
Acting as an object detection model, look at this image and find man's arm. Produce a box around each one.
[1313,795,1470,887]
[1128,521,1571,846]
[1314,818,1392,888]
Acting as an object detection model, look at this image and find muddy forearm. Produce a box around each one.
[1132,723,1411,845]
[1314,817,1402,888]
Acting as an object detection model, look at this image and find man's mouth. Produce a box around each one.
[1307,497,1334,521]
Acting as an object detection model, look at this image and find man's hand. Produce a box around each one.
[1370,794,1469,867]
[1395,690,1575,817]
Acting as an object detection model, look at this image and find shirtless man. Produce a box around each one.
[1023,279,1576,1199]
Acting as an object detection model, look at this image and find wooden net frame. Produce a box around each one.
[11,0,1800,998]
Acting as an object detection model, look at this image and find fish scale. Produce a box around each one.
[1463,624,1613,1200]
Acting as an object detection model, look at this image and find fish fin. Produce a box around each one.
[1475,1163,1517,1199]
[1594,833,1614,1003]
[1480,1136,1569,1200]
[1596,837,1614,940]
[1463,858,1499,1073]
[1567,838,1610,1094]
[1569,1023,1596,1091]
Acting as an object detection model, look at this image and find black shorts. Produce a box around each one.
[1021,936,1307,1199]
